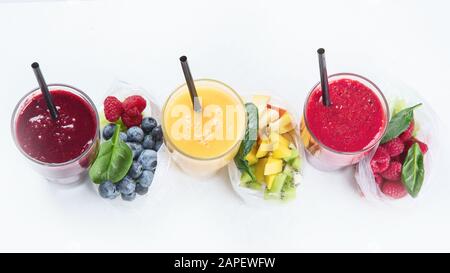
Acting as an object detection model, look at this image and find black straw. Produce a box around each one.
[179,56,201,112]
[317,48,331,106]
[31,62,59,120]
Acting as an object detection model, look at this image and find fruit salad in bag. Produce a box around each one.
[229,95,303,204]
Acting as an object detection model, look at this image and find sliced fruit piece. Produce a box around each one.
[280,169,296,201]
[264,157,283,176]
[268,132,294,160]
[291,157,301,171]
[283,165,294,179]
[272,143,292,159]
[254,158,268,183]
[240,171,253,185]
[284,147,299,163]
[245,182,264,191]
[269,113,295,134]
[266,173,287,195]
[267,104,287,117]
[259,109,280,131]
[269,131,290,147]
[256,138,272,158]
[281,185,296,201]
[265,174,276,190]
[281,132,295,145]
[245,145,258,165]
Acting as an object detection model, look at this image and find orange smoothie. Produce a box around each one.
[163,79,246,177]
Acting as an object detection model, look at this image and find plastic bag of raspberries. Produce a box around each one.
[89,80,170,203]
[355,77,442,206]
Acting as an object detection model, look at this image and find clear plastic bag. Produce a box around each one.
[354,76,442,207]
[90,79,170,204]
[228,94,305,207]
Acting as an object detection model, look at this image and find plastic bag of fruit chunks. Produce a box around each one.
[228,94,305,207]
[93,79,170,204]
[355,76,442,206]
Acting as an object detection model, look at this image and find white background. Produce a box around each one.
[1,0,449,252]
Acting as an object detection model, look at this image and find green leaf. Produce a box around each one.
[241,103,259,156]
[381,103,422,144]
[234,102,259,182]
[401,143,425,198]
[89,125,133,183]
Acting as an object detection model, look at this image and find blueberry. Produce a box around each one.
[138,149,157,171]
[137,170,154,187]
[151,125,163,141]
[126,142,143,159]
[117,176,136,195]
[98,181,118,199]
[154,140,163,151]
[121,192,136,201]
[127,126,144,142]
[119,132,128,142]
[135,183,149,195]
[128,161,143,179]
[102,124,116,140]
[142,135,155,149]
[141,117,157,134]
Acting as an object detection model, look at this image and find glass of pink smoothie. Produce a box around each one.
[11,84,100,184]
[301,73,389,171]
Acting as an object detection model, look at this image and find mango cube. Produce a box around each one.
[265,174,276,190]
[245,145,258,165]
[269,113,294,134]
[254,158,268,183]
[264,157,283,176]
[256,138,272,158]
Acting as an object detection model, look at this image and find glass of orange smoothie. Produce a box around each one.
[162,79,246,177]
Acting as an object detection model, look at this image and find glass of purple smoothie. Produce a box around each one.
[11,84,100,184]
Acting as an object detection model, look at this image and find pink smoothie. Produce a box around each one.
[305,78,386,153]
[15,90,97,163]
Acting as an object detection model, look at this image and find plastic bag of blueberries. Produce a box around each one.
[91,79,170,203]
[354,75,442,207]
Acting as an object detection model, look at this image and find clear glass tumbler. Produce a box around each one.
[11,84,100,184]
[301,73,389,171]
[162,79,246,177]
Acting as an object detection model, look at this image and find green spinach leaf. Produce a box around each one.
[242,103,259,155]
[381,103,421,144]
[89,125,133,183]
[401,143,425,198]
[234,103,259,182]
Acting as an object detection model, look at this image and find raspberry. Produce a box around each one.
[370,147,390,174]
[122,95,147,113]
[399,120,414,141]
[381,180,407,199]
[122,113,142,128]
[381,161,402,181]
[404,138,428,155]
[381,137,404,157]
[392,154,406,164]
[374,173,384,186]
[104,96,123,122]
[404,139,414,152]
